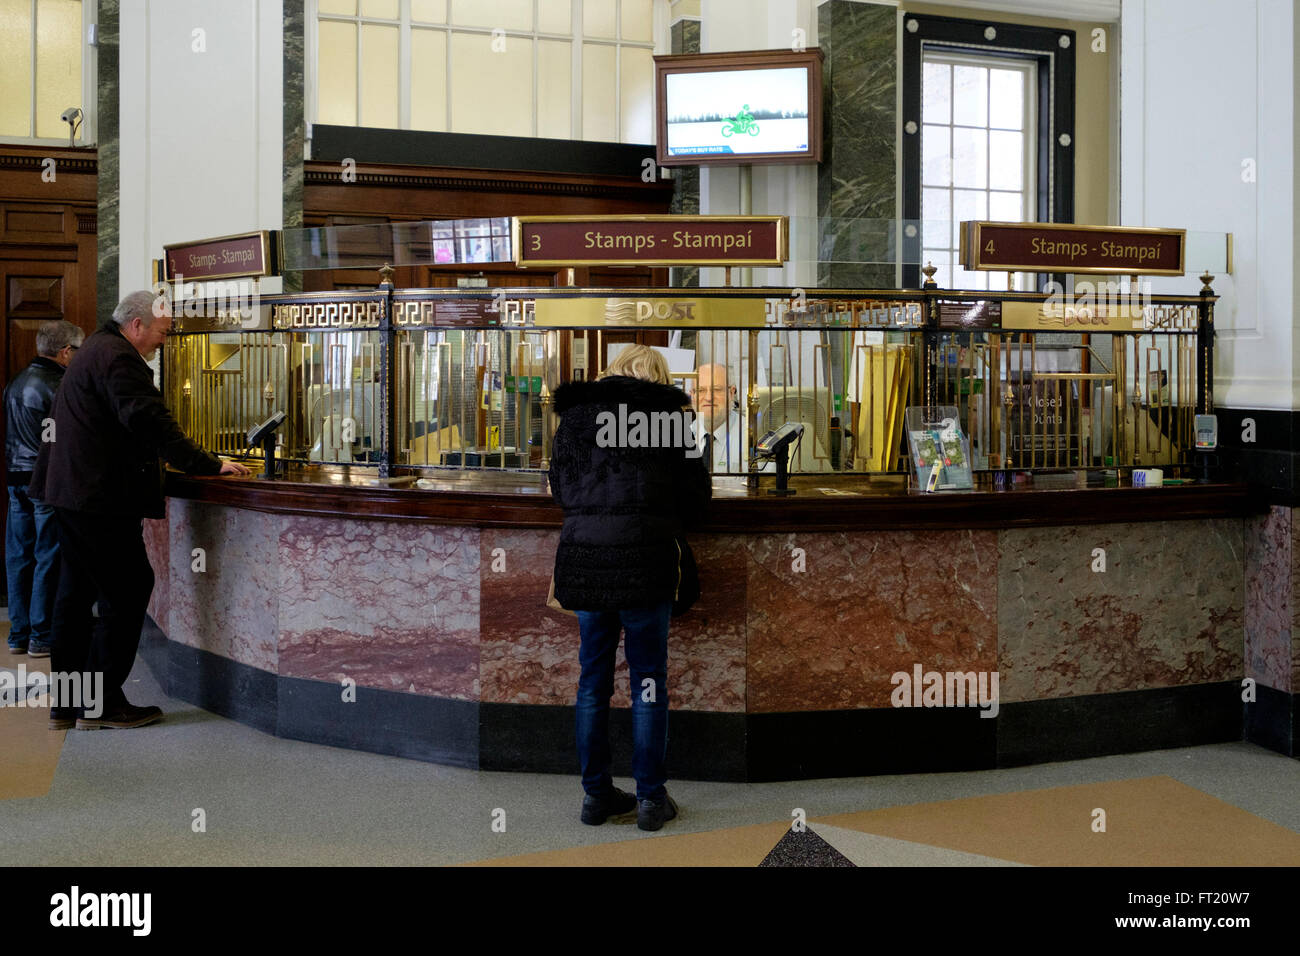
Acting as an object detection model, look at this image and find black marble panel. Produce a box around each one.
[480,703,747,782]
[278,676,479,769]
[748,706,997,782]
[1243,682,1296,757]
[997,682,1243,767]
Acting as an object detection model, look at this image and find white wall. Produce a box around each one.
[698,0,820,288]
[1120,0,1296,409]
[118,0,284,303]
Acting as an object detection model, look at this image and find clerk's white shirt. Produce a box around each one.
[695,410,746,473]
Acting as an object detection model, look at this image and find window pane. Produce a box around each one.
[921,188,949,250]
[318,20,358,125]
[412,0,446,22]
[954,262,988,291]
[35,0,81,140]
[584,1,616,38]
[921,124,950,186]
[319,0,357,14]
[621,0,654,42]
[360,24,399,128]
[952,189,987,247]
[989,68,1024,130]
[450,31,532,135]
[922,61,950,125]
[0,0,33,137]
[989,130,1023,190]
[538,0,570,33]
[537,39,571,139]
[923,252,952,289]
[410,29,447,131]
[360,0,398,19]
[451,0,532,31]
[989,191,1022,222]
[952,127,987,188]
[582,43,617,141]
[952,65,987,126]
[620,46,654,143]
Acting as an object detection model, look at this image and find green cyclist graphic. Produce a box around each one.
[721,103,760,137]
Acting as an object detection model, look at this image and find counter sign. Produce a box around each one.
[514,215,787,267]
[163,231,277,282]
[960,222,1185,276]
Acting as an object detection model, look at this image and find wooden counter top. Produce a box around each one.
[165,467,1265,532]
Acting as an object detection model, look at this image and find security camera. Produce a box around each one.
[61,107,83,146]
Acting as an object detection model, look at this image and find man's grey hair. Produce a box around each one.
[112,290,164,328]
[35,320,85,358]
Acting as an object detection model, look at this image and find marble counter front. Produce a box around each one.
[137,473,1261,780]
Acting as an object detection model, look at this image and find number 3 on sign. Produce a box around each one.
[531,234,541,252]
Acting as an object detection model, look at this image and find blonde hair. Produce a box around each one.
[600,344,671,385]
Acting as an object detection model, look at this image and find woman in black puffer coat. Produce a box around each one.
[548,345,710,831]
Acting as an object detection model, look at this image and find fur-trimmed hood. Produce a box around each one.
[553,375,691,415]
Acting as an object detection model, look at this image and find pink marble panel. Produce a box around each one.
[999,520,1243,702]
[143,507,169,631]
[168,499,278,672]
[746,531,998,713]
[277,517,479,700]
[480,531,746,711]
[1244,506,1291,692]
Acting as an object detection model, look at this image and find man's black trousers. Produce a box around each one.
[49,508,155,713]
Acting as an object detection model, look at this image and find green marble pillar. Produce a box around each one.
[669,17,700,289]
[817,1,897,289]
[96,0,120,325]
[282,0,306,294]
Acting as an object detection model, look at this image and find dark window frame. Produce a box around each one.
[901,14,1075,289]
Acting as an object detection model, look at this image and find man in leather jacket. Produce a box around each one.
[4,320,83,655]
[28,291,249,730]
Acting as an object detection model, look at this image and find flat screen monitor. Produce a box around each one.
[654,49,823,167]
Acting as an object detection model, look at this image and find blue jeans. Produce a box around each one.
[575,603,673,803]
[5,486,60,648]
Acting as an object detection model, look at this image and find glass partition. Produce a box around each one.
[164,283,1213,482]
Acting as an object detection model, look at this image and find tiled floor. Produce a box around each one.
[3,642,1299,867]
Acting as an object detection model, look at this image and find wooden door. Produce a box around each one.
[1,260,78,381]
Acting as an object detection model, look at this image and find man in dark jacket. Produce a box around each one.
[548,346,710,831]
[29,290,249,730]
[4,320,83,655]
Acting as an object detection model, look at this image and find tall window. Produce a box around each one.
[901,15,1075,290]
[921,55,1036,290]
[312,0,658,143]
[0,0,88,143]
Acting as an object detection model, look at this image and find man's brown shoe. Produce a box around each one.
[76,704,163,730]
[49,714,77,730]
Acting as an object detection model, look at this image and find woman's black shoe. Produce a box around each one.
[581,787,637,825]
[637,794,679,831]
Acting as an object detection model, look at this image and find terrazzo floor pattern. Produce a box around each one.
[3,643,1300,867]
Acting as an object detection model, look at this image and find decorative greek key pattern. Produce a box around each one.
[272,300,383,329]
[1141,304,1199,332]
[393,300,437,326]
[768,298,925,329]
